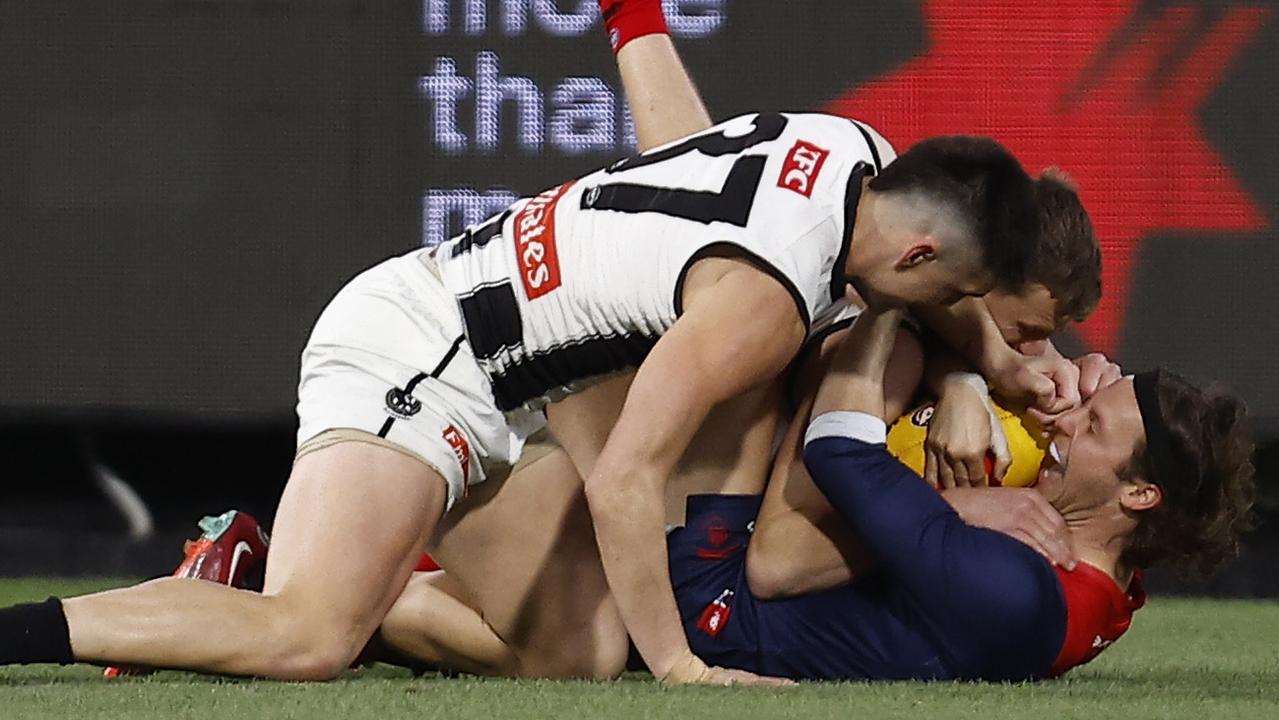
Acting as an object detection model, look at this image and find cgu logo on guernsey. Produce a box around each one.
[777,140,830,198]
[513,180,575,300]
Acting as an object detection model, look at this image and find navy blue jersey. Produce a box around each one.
[668,412,1074,681]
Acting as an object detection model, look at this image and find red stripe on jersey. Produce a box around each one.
[514,180,575,300]
[442,424,471,486]
[1049,564,1146,676]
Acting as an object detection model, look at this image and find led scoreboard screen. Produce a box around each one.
[418,0,725,248]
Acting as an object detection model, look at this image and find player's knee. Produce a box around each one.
[263,604,369,680]
[587,622,630,680]
[555,623,627,680]
[511,602,628,680]
[515,641,626,680]
[273,631,363,681]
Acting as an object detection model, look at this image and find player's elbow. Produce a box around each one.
[800,439,842,493]
[583,463,652,519]
[744,551,796,601]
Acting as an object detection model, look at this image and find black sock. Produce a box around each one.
[0,597,74,665]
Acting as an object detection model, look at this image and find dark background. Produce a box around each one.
[0,1,1276,591]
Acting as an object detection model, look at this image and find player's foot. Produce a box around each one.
[103,510,269,679]
[170,510,271,588]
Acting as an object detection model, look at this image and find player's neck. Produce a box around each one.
[842,177,877,278]
[1067,519,1134,589]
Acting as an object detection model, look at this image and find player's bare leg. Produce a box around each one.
[378,570,518,677]
[378,437,628,679]
[427,439,628,679]
[378,366,783,679]
[59,441,444,680]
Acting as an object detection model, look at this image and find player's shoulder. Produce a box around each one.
[712,111,895,163]
[780,112,896,169]
[1048,565,1145,676]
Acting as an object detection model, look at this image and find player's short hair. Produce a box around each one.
[869,136,1038,289]
[1029,170,1101,324]
[1121,369,1257,576]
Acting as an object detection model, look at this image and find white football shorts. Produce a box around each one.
[295,247,539,513]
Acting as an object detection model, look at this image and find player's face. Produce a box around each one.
[982,283,1061,346]
[855,247,994,309]
[1035,378,1146,513]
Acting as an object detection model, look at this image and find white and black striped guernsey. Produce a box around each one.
[435,112,896,416]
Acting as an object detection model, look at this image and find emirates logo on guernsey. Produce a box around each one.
[514,180,575,300]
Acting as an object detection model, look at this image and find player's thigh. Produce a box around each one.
[430,438,627,678]
[664,383,782,526]
[263,440,447,642]
[544,371,635,479]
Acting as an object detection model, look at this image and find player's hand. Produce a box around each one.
[661,650,796,686]
[924,375,1010,488]
[1074,352,1124,401]
[942,487,1077,570]
[1028,353,1123,429]
[988,344,1081,415]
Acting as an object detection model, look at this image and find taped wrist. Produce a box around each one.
[599,0,669,53]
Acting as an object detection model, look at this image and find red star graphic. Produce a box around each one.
[827,1,1270,353]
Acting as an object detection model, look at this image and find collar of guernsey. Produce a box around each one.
[833,161,872,304]
[1049,564,1147,676]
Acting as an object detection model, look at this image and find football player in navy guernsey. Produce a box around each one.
[687,306,1257,681]
[0,2,1075,686]
[386,315,1252,683]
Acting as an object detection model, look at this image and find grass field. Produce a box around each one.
[1,579,1277,720]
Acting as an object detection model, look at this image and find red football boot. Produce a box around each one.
[103,510,270,678]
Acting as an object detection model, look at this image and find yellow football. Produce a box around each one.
[886,400,1050,487]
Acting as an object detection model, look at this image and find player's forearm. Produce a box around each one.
[802,429,959,575]
[746,507,863,599]
[921,347,977,397]
[584,464,690,678]
[616,34,713,150]
[914,299,1017,380]
[811,309,903,419]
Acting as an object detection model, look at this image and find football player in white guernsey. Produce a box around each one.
[0,3,1076,688]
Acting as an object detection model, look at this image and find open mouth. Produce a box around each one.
[1038,440,1067,485]
[1048,441,1063,465]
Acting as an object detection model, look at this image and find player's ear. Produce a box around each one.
[1119,479,1162,513]
[897,243,937,269]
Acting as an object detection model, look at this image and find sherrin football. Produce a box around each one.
[886,400,1050,487]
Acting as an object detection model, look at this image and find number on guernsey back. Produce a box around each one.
[579,112,789,227]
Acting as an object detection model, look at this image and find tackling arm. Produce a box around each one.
[914,299,1080,413]
[600,0,713,150]
[584,264,805,683]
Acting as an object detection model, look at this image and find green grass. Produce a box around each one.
[1,579,1277,720]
